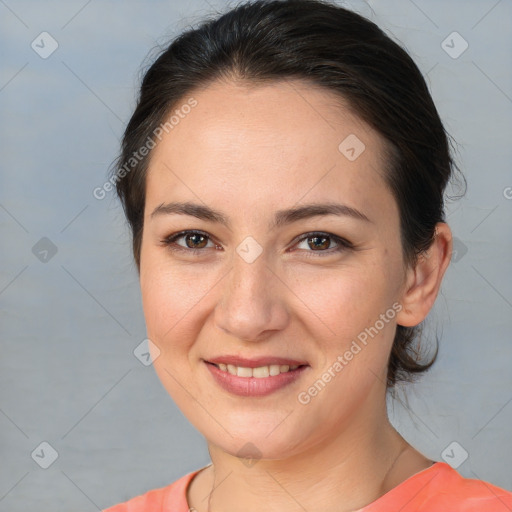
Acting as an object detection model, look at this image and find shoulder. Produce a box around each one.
[102,468,202,512]
[398,462,512,512]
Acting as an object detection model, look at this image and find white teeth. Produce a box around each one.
[215,363,302,377]
[269,364,281,376]
[237,366,253,378]
[252,366,269,378]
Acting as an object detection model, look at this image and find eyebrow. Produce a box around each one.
[150,201,371,229]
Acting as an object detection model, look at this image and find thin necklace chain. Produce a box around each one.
[207,466,213,512]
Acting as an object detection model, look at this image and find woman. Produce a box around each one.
[103,0,512,510]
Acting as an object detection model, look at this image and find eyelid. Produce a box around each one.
[162,229,220,251]
[292,231,353,251]
[161,230,354,256]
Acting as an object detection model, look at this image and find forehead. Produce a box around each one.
[157,78,381,158]
[145,79,394,223]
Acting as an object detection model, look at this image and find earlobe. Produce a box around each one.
[396,223,453,327]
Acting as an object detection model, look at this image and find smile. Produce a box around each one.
[204,358,309,397]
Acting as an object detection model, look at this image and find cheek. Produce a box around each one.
[139,252,212,349]
[286,259,400,385]
[289,262,395,334]
[139,255,211,415]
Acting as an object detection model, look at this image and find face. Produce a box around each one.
[139,79,409,459]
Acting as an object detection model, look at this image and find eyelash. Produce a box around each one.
[161,230,354,258]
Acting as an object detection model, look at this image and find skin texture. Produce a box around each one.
[139,78,452,512]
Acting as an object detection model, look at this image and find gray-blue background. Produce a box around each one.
[1,0,511,510]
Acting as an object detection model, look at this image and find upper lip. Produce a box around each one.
[206,355,309,368]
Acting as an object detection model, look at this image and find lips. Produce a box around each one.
[204,355,309,397]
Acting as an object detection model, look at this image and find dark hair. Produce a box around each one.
[111,0,464,387]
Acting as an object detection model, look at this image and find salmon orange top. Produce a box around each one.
[103,461,512,512]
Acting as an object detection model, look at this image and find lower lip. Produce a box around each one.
[205,362,308,397]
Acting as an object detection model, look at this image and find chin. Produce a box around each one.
[199,413,314,462]
[211,435,304,462]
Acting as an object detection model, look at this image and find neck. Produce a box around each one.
[199,401,420,512]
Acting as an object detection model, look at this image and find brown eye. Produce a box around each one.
[307,235,332,251]
[294,232,353,257]
[183,232,209,249]
[162,230,217,254]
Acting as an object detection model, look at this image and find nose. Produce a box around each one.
[214,252,289,342]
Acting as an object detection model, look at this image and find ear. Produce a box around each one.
[396,222,453,327]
